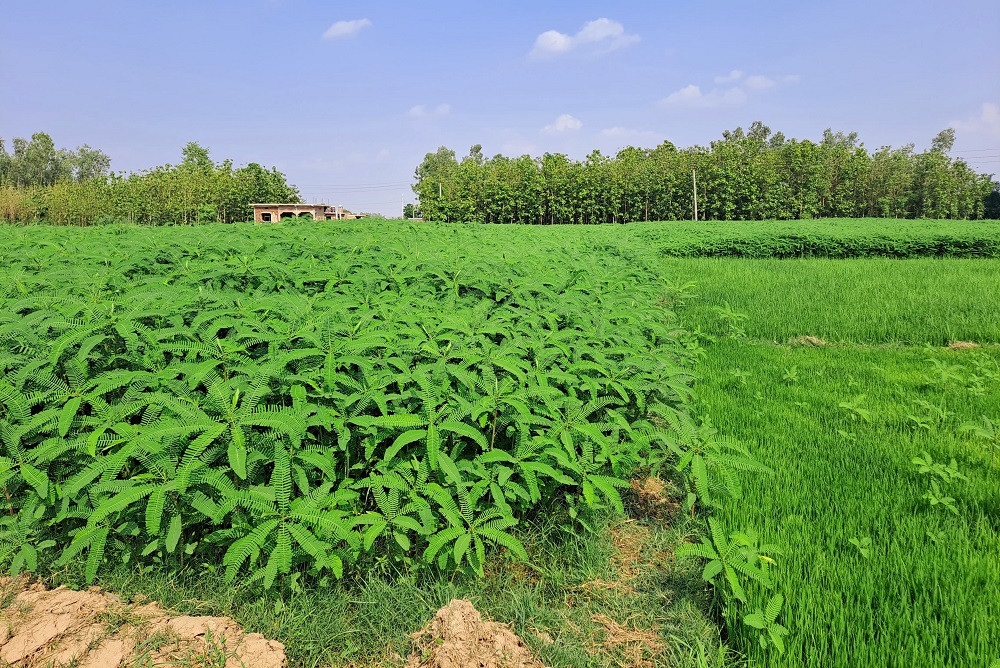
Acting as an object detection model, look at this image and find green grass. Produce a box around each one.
[662,257,1000,344]
[50,509,726,667]
[667,259,1000,667]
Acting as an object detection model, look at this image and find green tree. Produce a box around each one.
[71,145,111,182]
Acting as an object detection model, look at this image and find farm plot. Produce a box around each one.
[0,222,702,584]
[2,219,999,667]
[0,221,738,666]
[667,258,1000,667]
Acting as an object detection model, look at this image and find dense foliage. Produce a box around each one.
[413,124,999,223]
[0,221,709,590]
[0,135,299,225]
[640,219,1000,258]
[0,132,111,186]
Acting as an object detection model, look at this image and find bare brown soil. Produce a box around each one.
[406,599,544,668]
[0,577,285,668]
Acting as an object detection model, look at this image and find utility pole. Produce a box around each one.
[692,169,698,222]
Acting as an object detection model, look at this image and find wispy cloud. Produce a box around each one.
[659,71,799,109]
[714,69,744,84]
[542,114,583,134]
[953,102,1000,140]
[601,126,633,138]
[322,18,372,40]
[745,74,799,90]
[660,84,747,109]
[530,18,640,58]
[406,103,452,119]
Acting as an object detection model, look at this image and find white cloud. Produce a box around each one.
[542,114,583,134]
[953,102,1000,140]
[744,75,776,91]
[533,30,574,55]
[530,18,640,58]
[406,103,452,119]
[322,18,372,40]
[600,126,632,138]
[662,84,703,106]
[659,71,799,109]
[714,70,744,84]
[659,85,747,109]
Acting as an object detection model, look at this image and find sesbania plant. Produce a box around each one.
[0,221,699,589]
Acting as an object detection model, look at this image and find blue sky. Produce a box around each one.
[2,0,998,215]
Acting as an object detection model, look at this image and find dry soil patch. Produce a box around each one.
[0,577,285,668]
[406,599,544,668]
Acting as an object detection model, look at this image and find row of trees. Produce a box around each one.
[413,124,1000,223]
[0,134,299,225]
[0,133,111,187]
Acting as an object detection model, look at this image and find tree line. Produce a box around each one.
[0,133,299,225]
[412,123,1000,223]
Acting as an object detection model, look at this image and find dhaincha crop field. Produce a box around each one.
[1,218,999,668]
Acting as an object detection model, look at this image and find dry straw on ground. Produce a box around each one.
[0,576,285,668]
[628,476,681,519]
[589,613,666,668]
[788,335,828,347]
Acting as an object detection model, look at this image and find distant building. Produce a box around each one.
[252,203,363,222]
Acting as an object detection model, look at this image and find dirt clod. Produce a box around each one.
[947,341,981,350]
[406,599,545,668]
[0,576,285,668]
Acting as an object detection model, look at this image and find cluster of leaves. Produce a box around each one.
[910,356,1000,516]
[912,451,967,515]
[415,125,997,224]
[0,222,700,590]
[666,423,786,654]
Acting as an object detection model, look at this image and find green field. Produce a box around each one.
[663,257,1000,344]
[1,219,998,667]
[663,259,1000,667]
